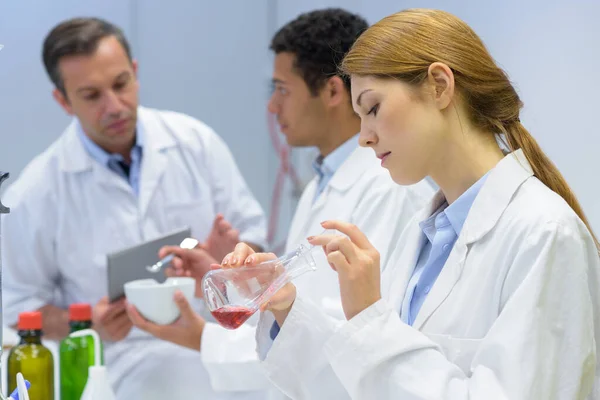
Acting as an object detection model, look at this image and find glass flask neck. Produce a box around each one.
[281,244,318,281]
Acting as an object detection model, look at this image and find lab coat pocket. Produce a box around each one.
[165,200,213,240]
[423,333,482,376]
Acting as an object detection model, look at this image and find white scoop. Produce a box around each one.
[16,373,29,400]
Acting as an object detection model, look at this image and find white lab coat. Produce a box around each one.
[255,149,600,400]
[200,145,435,396]
[1,106,268,400]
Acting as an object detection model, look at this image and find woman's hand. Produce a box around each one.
[159,245,217,297]
[308,221,382,320]
[222,243,297,325]
[127,291,206,352]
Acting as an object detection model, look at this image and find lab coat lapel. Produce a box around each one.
[311,181,329,212]
[384,224,425,312]
[286,180,319,252]
[412,240,467,330]
[94,162,134,195]
[327,146,376,192]
[412,149,534,330]
[58,121,134,196]
[289,146,375,249]
[137,107,177,217]
[138,145,167,217]
[311,146,377,217]
[384,192,445,313]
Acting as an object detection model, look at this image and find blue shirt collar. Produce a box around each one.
[312,134,359,178]
[419,203,448,243]
[445,172,489,235]
[419,172,489,241]
[76,119,144,166]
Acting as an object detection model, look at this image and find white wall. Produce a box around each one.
[276,0,600,232]
[1,0,598,239]
[134,0,276,208]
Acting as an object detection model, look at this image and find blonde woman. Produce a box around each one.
[224,8,600,400]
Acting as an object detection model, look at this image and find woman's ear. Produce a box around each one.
[426,62,455,110]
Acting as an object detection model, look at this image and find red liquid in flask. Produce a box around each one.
[211,306,257,329]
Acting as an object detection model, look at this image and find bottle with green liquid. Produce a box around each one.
[7,311,54,399]
[60,303,104,400]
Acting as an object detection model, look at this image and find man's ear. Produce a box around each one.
[53,88,74,115]
[323,75,347,108]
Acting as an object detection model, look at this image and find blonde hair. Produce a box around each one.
[341,8,599,250]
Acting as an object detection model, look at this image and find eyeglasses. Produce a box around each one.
[269,84,290,105]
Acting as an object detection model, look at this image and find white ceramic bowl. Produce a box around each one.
[124,277,195,325]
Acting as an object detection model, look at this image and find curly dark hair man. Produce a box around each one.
[267,8,368,155]
[270,8,368,95]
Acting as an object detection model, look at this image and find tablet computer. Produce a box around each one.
[107,227,192,302]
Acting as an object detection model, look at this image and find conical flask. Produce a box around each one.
[202,241,325,330]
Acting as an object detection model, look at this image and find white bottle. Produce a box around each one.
[69,329,116,400]
[80,366,116,400]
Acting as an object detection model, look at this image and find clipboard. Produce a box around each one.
[106,227,192,302]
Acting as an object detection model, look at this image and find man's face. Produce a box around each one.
[53,35,139,153]
[267,52,328,148]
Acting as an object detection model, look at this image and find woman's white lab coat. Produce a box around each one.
[200,145,435,395]
[254,149,600,399]
[1,106,268,400]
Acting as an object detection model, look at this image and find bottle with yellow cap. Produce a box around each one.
[7,311,54,399]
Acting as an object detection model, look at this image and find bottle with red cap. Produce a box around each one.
[7,311,55,399]
[60,303,104,400]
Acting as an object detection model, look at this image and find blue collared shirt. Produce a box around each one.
[401,173,489,325]
[311,134,359,203]
[76,122,144,196]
